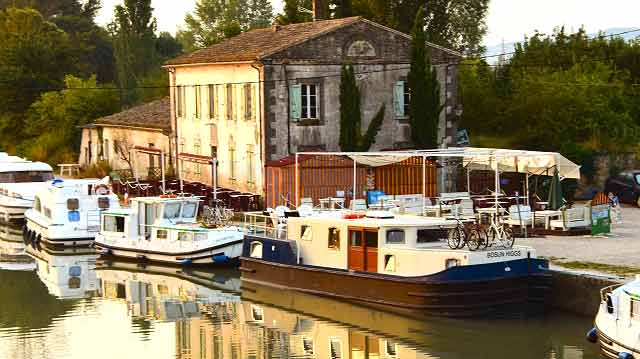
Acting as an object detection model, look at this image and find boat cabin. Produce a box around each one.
[245,211,537,277]
[28,179,119,232]
[100,196,201,242]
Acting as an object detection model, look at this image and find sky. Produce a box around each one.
[96,0,640,47]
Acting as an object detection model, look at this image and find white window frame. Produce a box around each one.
[301,83,319,120]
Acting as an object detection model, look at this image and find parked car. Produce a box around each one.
[604,170,640,207]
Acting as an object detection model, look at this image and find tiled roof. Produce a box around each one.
[165,17,363,66]
[93,97,170,132]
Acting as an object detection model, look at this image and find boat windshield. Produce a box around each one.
[164,203,181,219]
[182,202,197,218]
[0,171,53,183]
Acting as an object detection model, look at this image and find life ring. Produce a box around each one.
[342,213,365,219]
[160,194,177,199]
[93,184,110,195]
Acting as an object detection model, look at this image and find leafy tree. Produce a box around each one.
[109,0,157,107]
[408,7,441,149]
[19,75,120,165]
[276,0,311,25]
[178,0,273,51]
[0,7,75,151]
[339,64,385,151]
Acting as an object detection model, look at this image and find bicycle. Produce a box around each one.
[479,212,515,249]
[202,201,234,227]
[447,218,486,251]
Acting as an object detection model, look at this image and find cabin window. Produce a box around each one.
[606,294,614,314]
[350,231,362,246]
[328,227,340,250]
[104,215,125,233]
[250,305,264,321]
[250,241,263,258]
[385,341,398,357]
[302,337,314,355]
[384,254,396,272]
[178,232,193,241]
[386,229,405,244]
[67,198,79,210]
[631,298,640,319]
[182,202,197,218]
[164,203,181,219]
[69,265,81,277]
[67,211,80,222]
[157,230,168,240]
[98,197,110,209]
[417,229,439,243]
[330,338,342,359]
[445,258,460,269]
[44,207,52,219]
[34,197,41,212]
[68,277,81,289]
[365,231,378,248]
[300,225,313,241]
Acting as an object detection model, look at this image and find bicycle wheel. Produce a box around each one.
[478,227,490,250]
[503,227,515,248]
[447,228,462,249]
[466,229,482,251]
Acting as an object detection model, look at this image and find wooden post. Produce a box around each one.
[422,156,426,214]
[295,153,299,207]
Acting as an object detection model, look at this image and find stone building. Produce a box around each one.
[164,16,461,195]
[79,98,171,179]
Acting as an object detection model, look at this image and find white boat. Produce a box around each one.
[589,277,640,359]
[26,245,99,299]
[24,178,120,248]
[0,154,53,231]
[95,196,244,266]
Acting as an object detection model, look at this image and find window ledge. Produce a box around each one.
[296,119,323,126]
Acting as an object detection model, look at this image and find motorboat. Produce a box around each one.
[589,276,640,358]
[24,178,120,248]
[240,209,550,317]
[0,154,53,233]
[95,195,243,266]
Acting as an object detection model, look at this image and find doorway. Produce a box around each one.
[348,227,378,273]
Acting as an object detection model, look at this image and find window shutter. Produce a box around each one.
[290,84,301,122]
[226,84,233,120]
[393,81,405,118]
[251,84,257,121]
[241,84,247,120]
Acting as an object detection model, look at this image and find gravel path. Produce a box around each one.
[518,204,640,268]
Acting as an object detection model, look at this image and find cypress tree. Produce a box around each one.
[339,63,385,151]
[408,6,441,149]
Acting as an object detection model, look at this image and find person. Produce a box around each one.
[608,192,622,225]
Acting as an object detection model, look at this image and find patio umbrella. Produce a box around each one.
[547,168,564,210]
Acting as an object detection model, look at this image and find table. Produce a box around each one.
[423,204,453,217]
[369,202,396,211]
[534,210,562,229]
[319,197,345,209]
[58,164,80,177]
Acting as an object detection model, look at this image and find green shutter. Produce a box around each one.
[394,81,405,118]
[290,84,301,122]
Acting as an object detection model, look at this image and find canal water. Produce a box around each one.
[0,244,600,359]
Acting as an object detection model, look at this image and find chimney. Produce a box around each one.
[312,0,327,21]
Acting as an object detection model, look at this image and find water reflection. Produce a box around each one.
[0,251,600,359]
[0,223,33,268]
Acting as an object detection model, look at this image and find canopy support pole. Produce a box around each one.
[353,158,357,203]
[494,157,500,216]
[179,156,184,194]
[295,153,299,207]
[466,165,471,193]
[422,156,427,214]
[160,151,166,194]
[211,155,217,204]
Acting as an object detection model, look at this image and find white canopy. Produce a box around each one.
[298,147,581,179]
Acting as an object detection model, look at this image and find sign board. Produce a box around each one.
[590,192,611,235]
[456,129,470,146]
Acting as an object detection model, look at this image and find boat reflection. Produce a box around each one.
[0,223,33,267]
[95,261,241,322]
[26,245,99,299]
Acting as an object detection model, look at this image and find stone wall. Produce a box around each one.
[592,152,637,189]
[550,270,620,317]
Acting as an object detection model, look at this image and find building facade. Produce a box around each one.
[79,98,171,179]
[165,16,461,196]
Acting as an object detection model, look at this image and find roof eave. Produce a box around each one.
[163,60,258,69]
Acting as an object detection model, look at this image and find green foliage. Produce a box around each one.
[19,75,119,165]
[276,0,311,25]
[459,28,640,176]
[178,0,273,51]
[408,7,441,149]
[79,160,113,179]
[109,0,157,107]
[339,64,385,151]
[0,7,75,151]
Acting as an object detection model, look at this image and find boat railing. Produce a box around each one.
[242,211,287,240]
[600,284,622,302]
